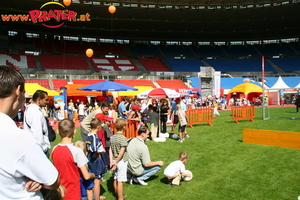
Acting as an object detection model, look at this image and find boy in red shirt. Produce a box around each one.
[52,119,95,200]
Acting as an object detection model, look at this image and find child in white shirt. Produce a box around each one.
[164,152,191,187]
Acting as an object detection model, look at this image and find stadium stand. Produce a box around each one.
[159,45,195,58]
[25,79,50,89]
[255,43,297,57]
[33,38,54,53]
[161,58,206,72]
[270,57,300,73]
[90,57,139,72]
[51,79,68,90]
[0,52,36,69]
[191,45,228,58]
[126,44,163,57]
[72,79,106,84]
[221,45,260,58]
[114,80,157,88]
[54,40,91,54]
[204,58,275,73]
[90,43,126,56]
[138,58,171,72]
[156,80,188,89]
[39,54,90,70]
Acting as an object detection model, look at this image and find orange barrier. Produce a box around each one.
[243,128,300,149]
[231,106,255,123]
[186,108,214,127]
[110,120,139,139]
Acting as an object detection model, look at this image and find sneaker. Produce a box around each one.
[185,134,190,138]
[167,179,172,185]
[177,139,183,143]
[133,178,148,186]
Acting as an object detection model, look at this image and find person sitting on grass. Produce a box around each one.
[51,119,95,200]
[109,118,129,200]
[127,126,164,186]
[163,152,191,187]
[86,118,107,200]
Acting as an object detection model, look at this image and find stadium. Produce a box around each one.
[1,1,300,200]
[0,0,300,100]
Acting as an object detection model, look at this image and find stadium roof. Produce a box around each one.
[1,0,300,41]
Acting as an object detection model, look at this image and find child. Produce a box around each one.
[74,141,94,200]
[148,106,159,140]
[86,118,107,200]
[163,152,191,187]
[51,119,95,200]
[109,118,129,200]
[177,104,187,143]
[213,100,220,116]
[95,113,114,171]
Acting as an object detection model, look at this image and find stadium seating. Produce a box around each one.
[159,45,195,58]
[90,57,139,72]
[54,40,91,54]
[191,45,228,58]
[51,79,68,90]
[39,54,90,70]
[0,52,36,69]
[222,45,260,57]
[90,43,126,56]
[204,58,275,73]
[156,80,188,89]
[270,57,300,73]
[138,58,171,71]
[126,44,163,57]
[114,80,156,88]
[72,79,106,84]
[25,79,50,89]
[161,58,206,72]
[33,38,54,53]
[255,43,296,57]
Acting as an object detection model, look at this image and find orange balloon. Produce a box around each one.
[108,5,116,14]
[63,0,72,6]
[86,48,93,58]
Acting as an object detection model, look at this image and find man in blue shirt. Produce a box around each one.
[118,96,129,119]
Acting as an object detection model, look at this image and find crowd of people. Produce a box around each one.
[0,65,193,200]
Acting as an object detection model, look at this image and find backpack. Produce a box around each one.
[44,117,56,142]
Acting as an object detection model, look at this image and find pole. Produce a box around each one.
[262,56,266,120]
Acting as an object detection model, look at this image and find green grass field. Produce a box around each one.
[52,107,300,200]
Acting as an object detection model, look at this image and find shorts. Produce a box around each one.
[80,169,94,197]
[113,159,128,182]
[173,115,179,124]
[178,125,186,133]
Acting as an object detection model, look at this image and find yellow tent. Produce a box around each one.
[25,83,59,96]
[118,86,153,96]
[228,82,263,95]
[227,82,263,101]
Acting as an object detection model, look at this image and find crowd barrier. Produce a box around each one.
[231,106,255,123]
[243,128,300,149]
[110,120,139,139]
[186,108,214,127]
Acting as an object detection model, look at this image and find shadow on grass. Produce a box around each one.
[160,177,170,185]
[104,174,115,196]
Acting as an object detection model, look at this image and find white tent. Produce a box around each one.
[269,76,290,89]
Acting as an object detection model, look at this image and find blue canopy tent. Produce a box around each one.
[77,80,138,92]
